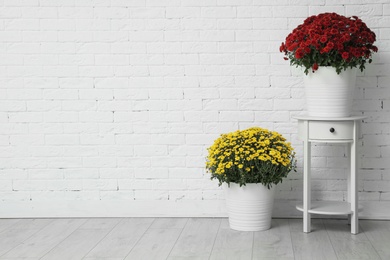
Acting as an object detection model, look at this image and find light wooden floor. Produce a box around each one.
[0,218,389,260]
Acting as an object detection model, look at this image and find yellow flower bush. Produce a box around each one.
[206,127,296,188]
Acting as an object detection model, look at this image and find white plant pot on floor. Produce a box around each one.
[223,183,275,231]
[303,67,357,118]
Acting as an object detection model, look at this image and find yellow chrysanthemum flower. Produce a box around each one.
[205,127,297,187]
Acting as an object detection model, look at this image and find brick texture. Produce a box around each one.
[0,1,389,214]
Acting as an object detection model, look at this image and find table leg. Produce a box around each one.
[303,139,311,233]
[347,143,351,225]
[351,122,358,234]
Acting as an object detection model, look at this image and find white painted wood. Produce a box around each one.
[308,120,354,140]
[303,120,311,233]
[324,219,381,259]
[360,220,390,259]
[308,139,354,143]
[351,120,359,234]
[296,201,352,215]
[295,117,364,233]
[168,218,221,259]
[85,218,154,259]
[289,219,338,260]
[347,142,352,225]
[1,219,86,258]
[252,219,294,259]
[294,115,366,121]
[274,200,390,220]
[209,219,253,260]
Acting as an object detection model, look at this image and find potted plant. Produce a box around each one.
[206,127,296,231]
[280,12,378,118]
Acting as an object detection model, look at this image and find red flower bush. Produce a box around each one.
[280,13,378,74]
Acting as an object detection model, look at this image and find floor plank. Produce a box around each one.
[125,228,182,260]
[0,219,22,233]
[123,218,188,260]
[4,219,53,230]
[167,218,221,260]
[83,257,123,260]
[252,219,294,259]
[324,219,381,260]
[209,218,253,260]
[360,220,390,260]
[40,229,111,260]
[0,217,389,260]
[149,217,188,229]
[79,218,122,230]
[0,219,86,258]
[85,218,154,259]
[0,219,53,257]
[289,218,338,260]
[39,218,123,260]
[0,257,41,260]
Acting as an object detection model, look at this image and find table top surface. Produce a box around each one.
[293,115,367,121]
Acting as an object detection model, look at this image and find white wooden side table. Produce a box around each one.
[294,116,365,234]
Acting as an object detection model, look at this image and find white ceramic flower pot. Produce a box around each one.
[303,67,357,118]
[223,183,275,231]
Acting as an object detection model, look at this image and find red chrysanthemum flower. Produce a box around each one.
[342,52,349,60]
[320,35,328,43]
[295,48,305,59]
[280,12,378,74]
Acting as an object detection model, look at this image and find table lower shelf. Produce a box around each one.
[296,201,353,215]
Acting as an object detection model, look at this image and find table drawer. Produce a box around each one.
[308,121,354,140]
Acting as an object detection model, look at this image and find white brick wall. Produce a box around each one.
[0,0,389,218]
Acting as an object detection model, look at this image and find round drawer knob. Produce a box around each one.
[329,127,335,133]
